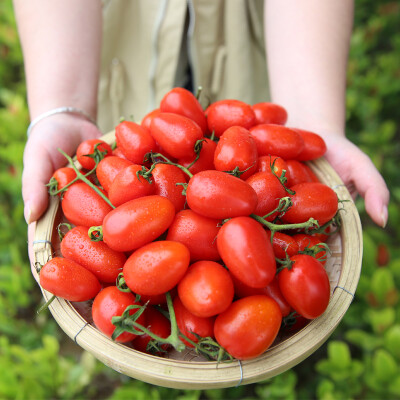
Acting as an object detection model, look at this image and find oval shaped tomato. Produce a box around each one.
[173,296,215,348]
[60,226,126,283]
[115,120,156,164]
[206,99,256,138]
[50,167,77,195]
[292,128,327,161]
[150,113,203,159]
[217,216,276,288]
[292,233,328,265]
[62,182,113,227]
[214,126,258,179]
[76,139,113,170]
[178,261,234,318]
[103,195,176,252]
[166,209,221,262]
[160,87,207,134]
[245,171,287,219]
[186,170,258,219]
[252,102,288,125]
[151,163,187,213]
[123,240,190,296]
[258,155,290,182]
[282,182,338,226]
[249,124,305,159]
[97,156,133,193]
[278,254,330,319]
[108,164,154,207]
[141,108,161,131]
[266,230,300,259]
[178,138,217,175]
[133,306,171,354]
[214,295,282,360]
[92,286,145,343]
[286,159,319,187]
[40,257,101,302]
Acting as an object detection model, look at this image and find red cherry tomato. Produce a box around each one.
[206,99,256,138]
[76,139,113,170]
[108,164,154,207]
[60,226,126,283]
[96,156,133,193]
[133,306,171,354]
[249,124,305,159]
[178,138,217,175]
[150,113,203,159]
[141,108,161,131]
[166,209,221,262]
[245,171,287,220]
[160,87,207,134]
[252,102,288,125]
[50,167,77,195]
[282,182,338,226]
[173,296,215,348]
[214,126,259,179]
[186,170,258,219]
[151,163,187,213]
[291,128,327,161]
[123,240,190,296]
[293,233,328,265]
[258,155,290,182]
[217,216,276,288]
[115,120,157,164]
[62,182,113,227]
[92,286,145,343]
[214,295,282,360]
[177,261,234,318]
[278,254,330,319]
[40,257,101,302]
[286,159,319,187]
[102,195,176,252]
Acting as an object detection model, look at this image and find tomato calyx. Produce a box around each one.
[57,222,73,242]
[88,226,103,242]
[269,158,295,195]
[224,163,256,179]
[145,152,194,179]
[83,141,110,167]
[116,272,132,293]
[185,139,206,170]
[299,242,331,263]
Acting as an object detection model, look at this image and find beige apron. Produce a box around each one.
[98,0,269,133]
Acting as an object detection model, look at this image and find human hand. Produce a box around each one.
[321,134,389,228]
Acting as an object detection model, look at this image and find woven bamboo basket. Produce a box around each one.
[32,131,363,389]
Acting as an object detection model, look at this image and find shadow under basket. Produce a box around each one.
[32,131,363,390]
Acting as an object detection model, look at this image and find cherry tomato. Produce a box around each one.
[252,102,288,125]
[286,160,319,187]
[258,155,290,182]
[186,170,258,219]
[50,167,77,195]
[151,163,187,213]
[282,182,338,226]
[103,195,176,252]
[232,275,292,317]
[173,296,215,348]
[60,226,126,283]
[291,128,327,161]
[206,99,256,138]
[178,138,217,175]
[293,233,328,265]
[76,139,113,170]
[217,216,276,288]
[92,286,145,343]
[133,306,171,354]
[214,126,258,179]
[278,254,330,319]
[96,155,133,193]
[112,146,130,160]
[249,124,305,159]
[141,108,161,131]
[166,209,221,262]
[40,257,101,302]
[123,240,190,296]
[160,87,207,134]
[214,295,282,360]
[178,261,234,318]
[108,164,154,207]
[115,120,157,164]
[266,230,300,259]
[245,171,287,220]
[150,113,203,159]
[62,181,113,227]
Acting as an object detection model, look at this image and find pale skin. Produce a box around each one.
[14,0,389,267]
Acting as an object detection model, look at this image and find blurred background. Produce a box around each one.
[1,0,399,398]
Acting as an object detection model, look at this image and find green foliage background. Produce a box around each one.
[0,0,399,398]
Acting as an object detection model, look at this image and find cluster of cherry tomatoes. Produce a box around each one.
[39,87,340,361]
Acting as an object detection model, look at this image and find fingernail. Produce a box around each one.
[381,206,388,228]
[24,201,32,224]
